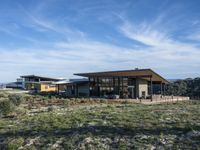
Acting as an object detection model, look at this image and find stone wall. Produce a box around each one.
[136,78,148,98]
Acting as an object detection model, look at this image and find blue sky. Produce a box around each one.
[0,0,200,82]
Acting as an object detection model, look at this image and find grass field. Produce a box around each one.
[0,93,200,149]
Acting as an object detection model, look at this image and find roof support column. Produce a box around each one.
[118,77,120,95]
[163,83,166,96]
[150,76,153,101]
[76,83,78,97]
[88,77,91,97]
[113,77,115,94]
[57,85,60,94]
[97,77,100,97]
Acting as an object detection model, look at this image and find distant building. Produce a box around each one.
[6,78,23,89]
[20,75,62,93]
[0,83,6,89]
[18,69,169,99]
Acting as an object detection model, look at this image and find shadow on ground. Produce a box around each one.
[1,125,200,149]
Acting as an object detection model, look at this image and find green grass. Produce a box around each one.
[0,100,200,149]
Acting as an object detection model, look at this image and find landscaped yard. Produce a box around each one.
[0,92,200,149]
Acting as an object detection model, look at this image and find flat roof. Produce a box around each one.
[74,69,170,84]
[20,75,61,81]
[54,78,89,85]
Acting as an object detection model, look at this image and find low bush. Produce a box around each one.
[48,106,54,112]
[63,99,70,108]
[0,99,14,116]
[24,95,32,102]
[7,137,24,150]
[0,92,8,98]
[8,94,24,106]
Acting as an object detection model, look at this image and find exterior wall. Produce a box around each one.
[6,82,23,89]
[56,83,89,97]
[66,86,73,95]
[40,84,57,92]
[25,83,41,92]
[136,78,148,98]
[58,84,67,92]
[77,84,89,96]
[89,77,126,97]
[87,77,150,99]
[25,82,57,92]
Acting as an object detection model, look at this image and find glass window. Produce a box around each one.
[123,78,128,86]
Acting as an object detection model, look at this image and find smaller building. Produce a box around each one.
[0,83,6,89]
[6,78,23,89]
[21,75,62,93]
[54,78,89,97]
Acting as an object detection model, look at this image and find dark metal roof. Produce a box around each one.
[74,69,170,84]
[20,75,61,81]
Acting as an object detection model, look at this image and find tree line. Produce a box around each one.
[165,77,200,99]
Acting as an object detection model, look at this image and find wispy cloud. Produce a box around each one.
[187,31,200,41]
[120,21,170,47]
[16,2,87,41]
[0,0,200,82]
[119,16,200,59]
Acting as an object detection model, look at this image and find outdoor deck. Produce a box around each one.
[111,96,190,104]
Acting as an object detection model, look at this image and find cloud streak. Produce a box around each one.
[0,0,200,82]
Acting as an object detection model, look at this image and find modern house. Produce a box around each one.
[21,75,62,92]
[18,69,170,99]
[74,69,170,99]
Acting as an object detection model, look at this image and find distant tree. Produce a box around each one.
[166,77,200,99]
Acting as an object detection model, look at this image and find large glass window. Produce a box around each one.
[98,77,114,96]
[123,78,128,86]
[128,78,136,86]
[89,77,130,97]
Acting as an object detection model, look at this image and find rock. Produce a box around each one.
[102,137,112,144]
[140,135,149,140]
[160,139,166,145]
[150,145,156,150]
[84,137,93,143]
[25,136,40,147]
[134,134,149,140]
[52,138,63,149]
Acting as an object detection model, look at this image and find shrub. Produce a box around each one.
[100,99,106,103]
[0,99,14,116]
[7,137,24,150]
[42,96,49,101]
[0,92,8,98]
[63,99,70,108]
[24,95,31,102]
[8,94,23,106]
[48,106,54,112]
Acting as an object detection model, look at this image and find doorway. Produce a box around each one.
[128,86,135,99]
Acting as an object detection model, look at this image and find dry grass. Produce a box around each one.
[0,92,200,149]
